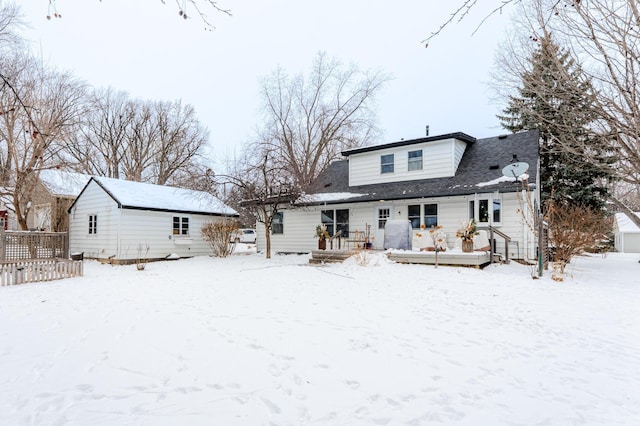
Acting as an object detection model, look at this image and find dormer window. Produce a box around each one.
[380,154,394,174]
[408,149,423,171]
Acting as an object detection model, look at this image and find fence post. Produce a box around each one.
[0,218,4,262]
[537,214,544,277]
[64,232,69,259]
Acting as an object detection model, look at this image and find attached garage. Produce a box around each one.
[614,212,640,253]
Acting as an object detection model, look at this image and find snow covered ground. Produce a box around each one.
[1,248,638,425]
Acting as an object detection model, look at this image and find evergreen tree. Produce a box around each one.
[498,35,614,211]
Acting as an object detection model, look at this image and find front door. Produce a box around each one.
[375,206,391,249]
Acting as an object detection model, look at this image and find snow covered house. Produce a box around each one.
[68,176,238,263]
[256,130,540,261]
[28,170,91,232]
[613,212,640,253]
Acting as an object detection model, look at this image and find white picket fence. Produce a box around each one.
[0,259,83,286]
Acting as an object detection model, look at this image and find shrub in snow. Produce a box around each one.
[201,221,237,257]
[546,202,612,281]
[136,243,150,270]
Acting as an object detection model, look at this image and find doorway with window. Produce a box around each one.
[469,195,502,226]
[375,206,391,248]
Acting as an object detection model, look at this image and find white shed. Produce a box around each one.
[68,176,238,263]
[613,212,640,253]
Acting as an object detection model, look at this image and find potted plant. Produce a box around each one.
[456,219,478,253]
[315,224,330,250]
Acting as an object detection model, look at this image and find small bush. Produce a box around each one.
[201,221,237,257]
[546,202,611,280]
[136,242,150,270]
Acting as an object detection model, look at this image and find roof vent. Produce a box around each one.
[498,134,508,139]
[489,164,499,170]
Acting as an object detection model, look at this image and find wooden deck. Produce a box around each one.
[309,249,359,264]
[386,250,492,268]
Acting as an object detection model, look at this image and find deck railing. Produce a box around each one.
[481,226,511,264]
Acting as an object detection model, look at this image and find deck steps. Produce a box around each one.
[309,250,358,264]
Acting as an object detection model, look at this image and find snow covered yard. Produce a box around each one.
[0,250,638,426]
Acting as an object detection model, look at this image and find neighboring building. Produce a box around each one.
[68,176,238,263]
[28,170,91,232]
[613,212,640,253]
[255,130,541,261]
[0,193,18,231]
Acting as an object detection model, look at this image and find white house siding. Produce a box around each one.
[257,191,536,260]
[68,180,120,259]
[453,140,466,172]
[69,180,229,261]
[613,213,640,253]
[615,233,640,253]
[115,209,221,260]
[348,138,465,186]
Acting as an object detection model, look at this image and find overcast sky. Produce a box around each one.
[19,0,512,164]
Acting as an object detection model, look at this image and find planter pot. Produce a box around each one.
[318,239,327,250]
[70,252,84,261]
[462,240,473,253]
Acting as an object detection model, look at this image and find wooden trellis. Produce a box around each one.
[0,231,68,262]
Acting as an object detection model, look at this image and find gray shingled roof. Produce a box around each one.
[304,130,539,205]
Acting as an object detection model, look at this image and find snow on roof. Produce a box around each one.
[299,192,367,203]
[91,176,238,216]
[39,169,92,197]
[476,173,529,188]
[615,212,640,233]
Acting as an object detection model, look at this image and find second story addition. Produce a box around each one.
[343,132,476,186]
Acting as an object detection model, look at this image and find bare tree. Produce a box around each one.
[122,100,158,182]
[216,142,298,259]
[258,52,390,191]
[64,88,209,186]
[41,0,231,30]
[64,87,134,178]
[0,1,25,51]
[0,51,85,229]
[549,0,640,227]
[151,100,209,185]
[491,0,640,228]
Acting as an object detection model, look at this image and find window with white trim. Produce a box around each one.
[380,154,394,174]
[321,209,349,237]
[408,149,423,171]
[88,214,97,235]
[469,195,502,224]
[378,208,390,229]
[423,204,438,227]
[272,212,284,234]
[173,216,189,235]
[408,205,421,229]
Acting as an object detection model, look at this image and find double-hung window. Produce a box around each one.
[408,204,438,228]
[408,205,421,229]
[423,204,438,228]
[408,149,423,171]
[380,154,394,174]
[272,212,284,234]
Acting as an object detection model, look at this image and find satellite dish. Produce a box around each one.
[501,161,529,178]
